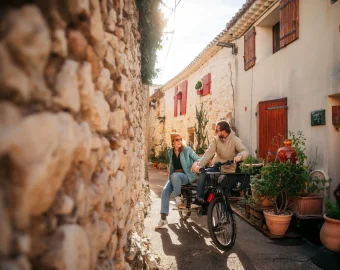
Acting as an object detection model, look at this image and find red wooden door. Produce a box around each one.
[258,98,288,160]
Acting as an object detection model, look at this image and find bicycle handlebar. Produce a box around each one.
[199,159,235,173]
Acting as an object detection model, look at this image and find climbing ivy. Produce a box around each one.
[136,0,165,85]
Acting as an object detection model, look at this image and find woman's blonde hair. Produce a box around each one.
[170,132,186,152]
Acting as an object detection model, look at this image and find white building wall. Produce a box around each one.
[234,0,340,195]
[162,48,236,148]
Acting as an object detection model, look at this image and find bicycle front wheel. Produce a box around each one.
[207,197,236,251]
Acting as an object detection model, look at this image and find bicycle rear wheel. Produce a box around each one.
[207,197,236,251]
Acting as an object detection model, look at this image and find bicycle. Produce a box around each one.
[173,160,250,251]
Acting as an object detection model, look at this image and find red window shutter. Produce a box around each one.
[244,27,256,71]
[202,73,211,96]
[181,80,188,115]
[174,86,178,117]
[280,0,299,48]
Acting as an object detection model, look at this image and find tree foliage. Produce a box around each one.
[136,0,165,85]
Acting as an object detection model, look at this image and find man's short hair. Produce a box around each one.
[216,120,231,134]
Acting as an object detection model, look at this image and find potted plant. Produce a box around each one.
[240,155,264,175]
[320,199,340,252]
[252,161,306,235]
[287,131,331,216]
[195,80,203,95]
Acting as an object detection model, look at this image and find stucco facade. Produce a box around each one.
[234,0,340,196]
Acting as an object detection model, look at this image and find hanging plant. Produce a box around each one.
[195,80,203,90]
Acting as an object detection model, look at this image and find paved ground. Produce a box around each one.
[144,166,322,270]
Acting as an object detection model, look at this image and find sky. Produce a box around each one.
[153,0,246,85]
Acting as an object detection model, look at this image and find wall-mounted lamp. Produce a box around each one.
[216,42,238,55]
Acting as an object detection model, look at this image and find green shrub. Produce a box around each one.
[325,199,340,220]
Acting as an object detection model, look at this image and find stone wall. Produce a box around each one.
[0,1,152,269]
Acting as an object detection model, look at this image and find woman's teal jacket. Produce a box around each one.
[168,146,200,183]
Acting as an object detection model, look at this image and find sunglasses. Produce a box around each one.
[174,138,182,142]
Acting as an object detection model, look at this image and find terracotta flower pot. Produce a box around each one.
[290,196,323,216]
[320,214,340,252]
[263,210,293,236]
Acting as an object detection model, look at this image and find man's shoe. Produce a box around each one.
[191,198,204,208]
[155,219,168,229]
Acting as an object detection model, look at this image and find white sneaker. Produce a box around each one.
[155,219,168,229]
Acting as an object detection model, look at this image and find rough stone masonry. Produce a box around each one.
[0,0,153,269]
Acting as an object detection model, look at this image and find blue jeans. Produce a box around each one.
[160,172,190,215]
[196,167,219,199]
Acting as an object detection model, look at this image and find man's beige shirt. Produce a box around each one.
[198,131,249,172]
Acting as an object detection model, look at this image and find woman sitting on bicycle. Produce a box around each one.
[156,132,200,229]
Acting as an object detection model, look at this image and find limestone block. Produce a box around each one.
[84,213,99,269]
[115,26,124,40]
[0,102,22,127]
[97,220,111,252]
[67,0,90,16]
[41,225,90,270]
[54,60,80,112]
[107,91,123,111]
[74,122,92,162]
[0,112,85,229]
[108,109,125,134]
[51,29,68,57]
[0,43,30,102]
[114,171,127,193]
[90,0,106,59]
[84,91,110,132]
[0,191,12,256]
[110,150,120,176]
[108,234,118,259]
[96,68,113,95]
[124,0,136,16]
[78,62,95,111]
[104,45,117,78]
[86,184,101,212]
[0,256,31,270]
[53,194,74,215]
[115,74,130,92]
[102,205,115,232]
[67,30,88,61]
[106,32,119,50]
[3,5,51,102]
[86,45,101,81]
[106,9,117,32]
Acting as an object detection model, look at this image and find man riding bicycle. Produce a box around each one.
[193,120,249,205]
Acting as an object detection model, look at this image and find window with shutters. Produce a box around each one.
[273,22,280,54]
[173,80,188,117]
[244,27,256,71]
[280,0,299,48]
[202,73,211,96]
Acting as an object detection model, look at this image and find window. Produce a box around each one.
[244,27,256,71]
[202,73,211,96]
[273,22,280,54]
[280,0,299,48]
[173,80,188,117]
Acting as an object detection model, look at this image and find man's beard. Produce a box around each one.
[219,135,228,141]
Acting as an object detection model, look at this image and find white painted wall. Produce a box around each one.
[234,0,340,196]
[160,48,236,149]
